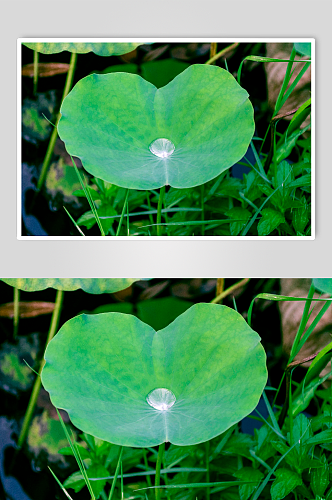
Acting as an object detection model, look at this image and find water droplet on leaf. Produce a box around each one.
[146,388,176,411]
[149,138,175,158]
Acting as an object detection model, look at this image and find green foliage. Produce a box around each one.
[58,65,255,190]
[27,277,332,500]
[270,469,302,500]
[41,304,267,447]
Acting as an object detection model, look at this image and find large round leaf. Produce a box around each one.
[23,42,147,57]
[313,279,332,296]
[57,65,255,189]
[1,278,140,294]
[41,304,267,447]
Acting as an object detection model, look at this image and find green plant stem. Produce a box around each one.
[209,42,217,62]
[36,52,77,192]
[157,186,165,236]
[116,189,130,236]
[201,185,205,235]
[33,50,39,95]
[126,199,129,236]
[146,192,155,226]
[155,442,165,500]
[108,446,124,500]
[206,42,239,65]
[143,449,152,488]
[289,282,316,361]
[13,287,20,338]
[17,290,64,449]
[211,278,249,304]
[205,441,210,500]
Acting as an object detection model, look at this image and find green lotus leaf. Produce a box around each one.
[22,42,148,57]
[1,278,140,294]
[294,43,311,57]
[57,65,255,190]
[41,304,267,447]
[313,278,332,296]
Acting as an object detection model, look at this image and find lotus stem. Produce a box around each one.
[157,186,165,236]
[33,50,39,95]
[206,441,210,500]
[108,446,124,500]
[211,278,250,304]
[206,42,239,65]
[36,52,77,192]
[143,449,152,488]
[116,189,130,236]
[216,278,225,299]
[13,287,20,338]
[17,289,64,449]
[209,42,217,62]
[155,442,165,500]
[201,184,205,235]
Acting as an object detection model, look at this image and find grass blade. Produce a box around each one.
[247,293,332,327]
[108,446,124,500]
[63,206,85,236]
[48,467,74,500]
[115,189,129,236]
[56,409,95,500]
[70,155,105,236]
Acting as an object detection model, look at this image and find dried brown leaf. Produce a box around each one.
[22,63,70,78]
[0,301,55,318]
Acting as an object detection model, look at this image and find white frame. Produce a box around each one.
[17,37,315,240]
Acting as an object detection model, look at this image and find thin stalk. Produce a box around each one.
[126,199,129,236]
[162,455,171,500]
[278,352,318,429]
[70,157,105,236]
[205,441,210,500]
[17,290,64,449]
[108,446,124,500]
[143,449,152,488]
[201,184,205,235]
[209,42,217,62]
[216,279,225,300]
[33,50,39,95]
[157,186,165,236]
[211,278,249,304]
[116,189,130,236]
[205,42,239,65]
[146,192,155,226]
[36,52,77,192]
[289,282,316,361]
[121,462,124,500]
[13,287,20,338]
[273,46,297,117]
[155,442,165,500]
[162,195,170,237]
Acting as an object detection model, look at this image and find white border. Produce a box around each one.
[17,38,315,241]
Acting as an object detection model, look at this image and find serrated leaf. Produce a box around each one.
[257,209,285,236]
[310,455,329,497]
[225,207,251,236]
[271,468,302,500]
[233,467,263,500]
